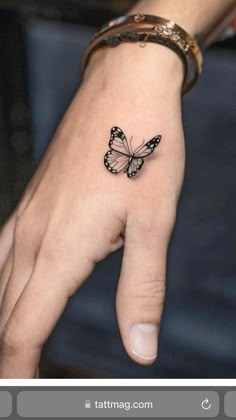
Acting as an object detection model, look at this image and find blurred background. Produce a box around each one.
[0,0,236,378]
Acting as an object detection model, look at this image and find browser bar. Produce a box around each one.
[17,390,220,418]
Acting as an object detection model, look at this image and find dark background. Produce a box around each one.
[0,0,236,378]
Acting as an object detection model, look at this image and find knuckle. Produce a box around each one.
[13,214,38,260]
[0,325,21,357]
[38,236,63,262]
[132,277,166,305]
[15,205,40,247]
[15,194,30,219]
[14,216,28,244]
[14,210,35,239]
[122,277,166,323]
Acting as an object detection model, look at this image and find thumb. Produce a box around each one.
[116,212,171,365]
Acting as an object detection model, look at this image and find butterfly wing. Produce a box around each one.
[134,135,161,158]
[109,126,131,156]
[105,129,161,178]
[126,157,144,178]
[104,149,130,174]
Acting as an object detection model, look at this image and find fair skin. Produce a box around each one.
[0,0,235,378]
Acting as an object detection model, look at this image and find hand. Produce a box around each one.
[0,43,185,377]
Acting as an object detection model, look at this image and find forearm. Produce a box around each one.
[130,0,236,47]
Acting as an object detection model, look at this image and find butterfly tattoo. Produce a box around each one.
[104,127,162,178]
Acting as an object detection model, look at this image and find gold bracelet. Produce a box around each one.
[81,28,188,91]
[92,14,202,66]
[81,14,203,94]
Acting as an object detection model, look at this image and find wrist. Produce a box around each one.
[83,42,184,97]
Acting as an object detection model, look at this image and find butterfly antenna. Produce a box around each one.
[130,136,134,154]
[134,139,145,154]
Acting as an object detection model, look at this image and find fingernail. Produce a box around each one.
[130,323,158,361]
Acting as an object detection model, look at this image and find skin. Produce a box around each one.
[0,44,184,377]
[0,0,235,378]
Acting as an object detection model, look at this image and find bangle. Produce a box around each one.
[92,14,202,64]
[82,30,188,90]
[81,14,203,94]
